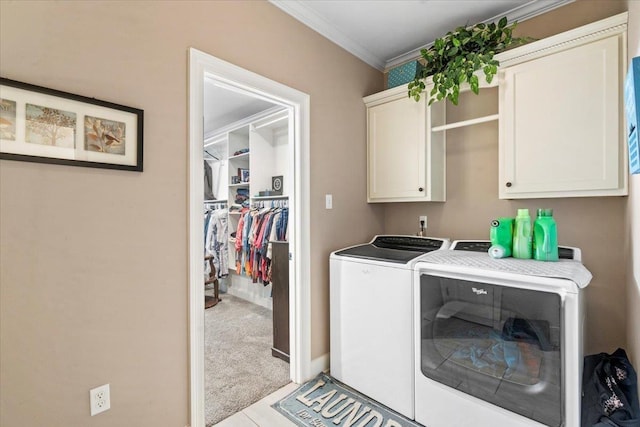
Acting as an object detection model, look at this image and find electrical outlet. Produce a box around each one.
[419,215,428,229]
[90,384,111,416]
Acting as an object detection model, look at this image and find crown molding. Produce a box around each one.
[269,0,386,70]
[495,11,627,67]
[384,0,576,70]
[270,0,576,72]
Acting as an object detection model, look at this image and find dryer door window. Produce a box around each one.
[418,274,562,427]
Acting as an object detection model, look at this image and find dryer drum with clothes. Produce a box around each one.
[413,241,591,427]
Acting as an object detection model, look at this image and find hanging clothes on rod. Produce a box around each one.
[204,201,229,278]
[234,205,288,285]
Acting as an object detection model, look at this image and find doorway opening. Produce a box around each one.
[188,48,311,427]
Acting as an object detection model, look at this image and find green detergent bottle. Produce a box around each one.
[533,208,558,261]
[512,208,532,259]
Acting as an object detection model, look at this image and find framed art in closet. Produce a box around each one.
[238,168,249,183]
[0,77,144,172]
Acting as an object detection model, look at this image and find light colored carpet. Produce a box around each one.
[204,293,290,426]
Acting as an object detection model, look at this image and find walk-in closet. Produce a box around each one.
[202,79,291,426]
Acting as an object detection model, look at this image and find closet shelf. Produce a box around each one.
[229,182,250,187]
[431,113,499,133]
[229,152,250,160]
[252,195,288,200]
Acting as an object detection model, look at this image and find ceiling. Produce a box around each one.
[203,80,276,137]
[203,0,574,140]
[269,0,574,71]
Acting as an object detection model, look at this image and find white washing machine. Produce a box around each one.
[413,241,590,427]
[330,235,450,419]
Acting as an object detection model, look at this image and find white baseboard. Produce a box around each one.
[225,275,273,310]
[310,353,330,376]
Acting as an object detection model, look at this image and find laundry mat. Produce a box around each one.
[271,372,422,427]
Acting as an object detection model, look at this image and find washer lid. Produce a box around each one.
[334,235,447,264]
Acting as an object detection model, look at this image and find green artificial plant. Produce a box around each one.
[408,17,531,105]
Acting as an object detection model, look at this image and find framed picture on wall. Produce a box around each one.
[0,77,144,171]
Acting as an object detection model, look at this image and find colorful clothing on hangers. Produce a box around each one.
[232,205,289,285]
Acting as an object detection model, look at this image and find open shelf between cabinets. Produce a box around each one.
[430,113,499,133]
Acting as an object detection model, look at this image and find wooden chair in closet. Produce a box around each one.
[205,255,220,309]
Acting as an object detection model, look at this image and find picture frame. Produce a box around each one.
[0,77,143,171]
[272,175,283,195]
[238,168,250,183]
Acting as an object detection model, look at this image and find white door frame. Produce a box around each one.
[188,48,311,427]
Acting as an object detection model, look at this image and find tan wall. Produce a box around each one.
[0,1,384,425]
[625,0,640,366]
[383,0,630,356]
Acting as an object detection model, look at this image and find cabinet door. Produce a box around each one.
[500,36,626,199]
[367,95,427,201]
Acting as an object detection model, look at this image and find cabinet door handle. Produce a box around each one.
[506,182,512,188]
[418,187,424,192]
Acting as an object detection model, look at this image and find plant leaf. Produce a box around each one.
[410,16,529,102]
[470,75,479,94]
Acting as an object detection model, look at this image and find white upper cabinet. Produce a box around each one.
[498,13,628,199]
[364,12,627,202]
[365,86,445,203]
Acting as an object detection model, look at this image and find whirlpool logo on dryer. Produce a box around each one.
[472,287,488,295]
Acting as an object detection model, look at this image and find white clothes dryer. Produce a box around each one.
[330,235,450,419]
[413,241,590,427]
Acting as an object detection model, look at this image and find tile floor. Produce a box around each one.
[213,382,299,426]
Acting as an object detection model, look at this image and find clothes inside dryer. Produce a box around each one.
[419,273,562,426]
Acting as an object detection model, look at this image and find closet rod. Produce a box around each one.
[252,199,288,208]
[204,150,219,160]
